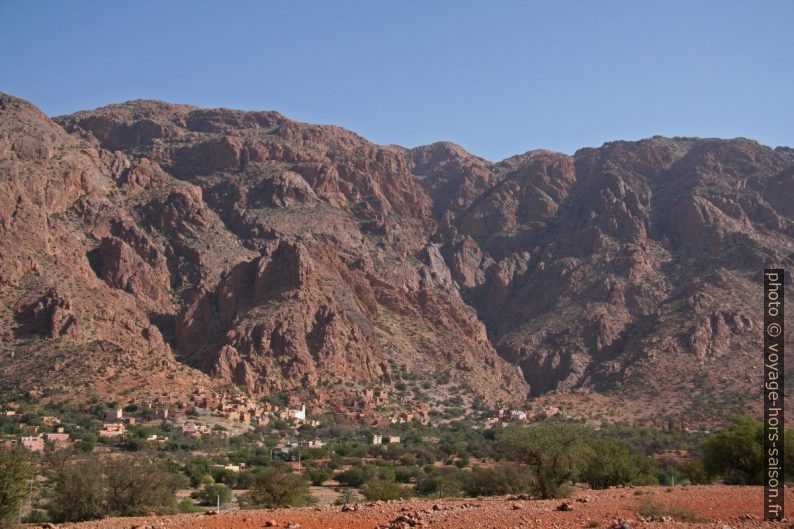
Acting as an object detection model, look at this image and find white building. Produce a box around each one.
[290,404,306,421]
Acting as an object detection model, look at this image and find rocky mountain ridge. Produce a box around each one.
[1,92,791,423]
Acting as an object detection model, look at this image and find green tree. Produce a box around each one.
[335,465,376,488]
[75,432,97,453]
[395,465,421,483]
[414,468,464,498]
[681,459,710,485]
[50,456,176,522]
[580,439,637,489]
[702,416,763,484]
[360,479,406,501]
[200,483,232,507]
[105,457,176,516]
[0,449,33,525]
[186,457,211,487]
[499,423,585,499]
[462,465,532,497]
[50,458,107,522]
[247,467,311,507]
[304,465,333,486]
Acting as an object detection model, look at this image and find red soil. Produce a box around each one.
[54,485,793,529]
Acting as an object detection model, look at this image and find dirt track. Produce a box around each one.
[53,485,792,529]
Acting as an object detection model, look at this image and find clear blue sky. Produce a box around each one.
[1,1,791,160]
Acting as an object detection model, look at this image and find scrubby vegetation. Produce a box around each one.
[702,415,764,484]
[245,466,312,508]
[49,455,177,522]
[0,400,788,524]
[0,449,33,526]
[637,498,707,523]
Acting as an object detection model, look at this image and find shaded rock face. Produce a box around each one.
[1,92,792,420]
[16,289,81,340]
[414,137,793,414]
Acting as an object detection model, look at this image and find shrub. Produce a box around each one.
[637,498,706,522]
[200,483,232,507]
[75,432,96,452]
[304,465,333,486]
[177,499,201,513]
[50,456,177,522]
[580,439,637,489]
[360,479,407,501]
[50,458,107,522]
[247,467,312,508]
[210,468,239,487]
[376,465,396,483]
[462,465,532,497]
[657,464,685,487]
[499,423,586,499]
[395,465,421,483]
[702,416,763,484]
[333,488,360,505]
[681,459,710,485]
[186,457,211,487]
[236,469,258,489]
[335,465,375,488]
[23,509,50,524]
[105,457,177,516]
[0,449,33,524]
[414,468,464,497]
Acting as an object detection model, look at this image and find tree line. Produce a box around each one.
[0,415,789,525]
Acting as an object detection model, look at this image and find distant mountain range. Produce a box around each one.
[1,93,791,425]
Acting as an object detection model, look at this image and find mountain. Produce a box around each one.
[1,92,791,424]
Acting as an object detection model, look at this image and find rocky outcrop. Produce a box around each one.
[96,236,171,309]
[17,289,81,340]
[688,309,755,358]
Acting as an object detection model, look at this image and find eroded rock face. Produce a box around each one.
[17,289,81,340]
[97,236,171,310]
[1,92,792,421]
[415,136,793,420]
[0,93,526,406]
[0,94,212,401]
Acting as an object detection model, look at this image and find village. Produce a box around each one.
[0,382,571,455]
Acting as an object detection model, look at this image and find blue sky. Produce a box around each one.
[1,1,791,160]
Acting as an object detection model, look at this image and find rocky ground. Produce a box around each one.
[47,486,792,529]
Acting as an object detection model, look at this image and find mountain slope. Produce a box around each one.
[1,93,791,424]
[414,138,794,422]
[0,93,526,407]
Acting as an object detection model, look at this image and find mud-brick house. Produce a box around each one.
[0,439,18,451]
[105,408,123,421]
[45,432,70,450]
[20,435,44,452]
[98,423,125,438]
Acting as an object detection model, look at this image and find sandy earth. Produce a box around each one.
[49,485,793,529]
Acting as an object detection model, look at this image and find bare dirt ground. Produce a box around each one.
[51,485,792,529]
